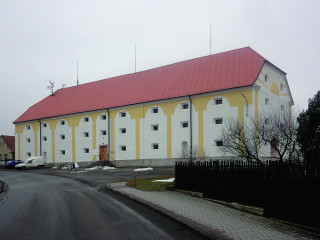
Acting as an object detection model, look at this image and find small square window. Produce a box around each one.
[84,132,89,137]
[27,152,31,157]
[181,122,189,128]
[281,105,284,111]
[26,138,31,143]
[84,117,89,122]
[120,128,126,134]
[120,112,126,118]
[120,145,126,151]
[265,74,269,82]
[60,120,65,125]
[265,98,269,105]
[214,98,222,105]
[43,123,47,128]
[26,125,31,130]
[214,118,223,125]
[101,130,107,136]
[152,107,159,114]
[60,134,65,140]
[100,114,107,120]
[216,140,223,147]
[152,143,159,150]
[181,103,189,109]
[152,125,159,131]
[60,150,66,155]
[43,136,47,141]
[84,148,89,153]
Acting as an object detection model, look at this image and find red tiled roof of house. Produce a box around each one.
[2,135,15,152]
[14,47,268,123]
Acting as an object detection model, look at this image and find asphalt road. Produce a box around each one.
[0,168,208,240]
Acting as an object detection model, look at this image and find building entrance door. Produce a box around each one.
[99,146,108,161]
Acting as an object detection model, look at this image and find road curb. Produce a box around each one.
[105,183,231,240]
[0,181,4,194]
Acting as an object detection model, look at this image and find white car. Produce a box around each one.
[15,156,44,170]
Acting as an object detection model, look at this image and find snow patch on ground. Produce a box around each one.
[52,167,57,169]
[102,166,116,170]
[72,170,86,173]
[61,167,67,170]
[152,178,175,183]
[133,167,153,172]
[85,166,102,171]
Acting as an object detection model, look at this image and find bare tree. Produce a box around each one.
[257,109,299,163]
[221,109,300,163]
[221,118,264,164]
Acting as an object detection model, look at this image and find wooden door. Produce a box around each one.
[99,146,108,161]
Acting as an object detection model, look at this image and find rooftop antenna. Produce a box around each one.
[135,43,137,73]
[77,60,79,85]
[210,21,212,55]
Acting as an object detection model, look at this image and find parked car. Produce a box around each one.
[15,156,44,170]
[5,160,23,169]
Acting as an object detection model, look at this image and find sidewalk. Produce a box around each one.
[107,182,320,240]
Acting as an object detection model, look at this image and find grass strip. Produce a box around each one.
[126,175,174,191]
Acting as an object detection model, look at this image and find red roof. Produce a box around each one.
[14,47,266,123]
[2,135,15,152]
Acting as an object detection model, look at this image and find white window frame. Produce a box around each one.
[60,120,65,126]
[100,114,107,120]
[181,102,189,110]
[181,121,189,128]
[214,98,223,105]
[120,128,126,134]
[60,134,66,140]
[84,132,89,137]
[101,130,107,136]
[214,118,223,125]
[120,111,126,118]
[152,107,159,114]
[265,98,269,105]
[152,124,159,131]
[215,140,223,147]
[83,117,89,122]
[60,150,66,155]
[120,145,127,151]
[152,143,159,150]
[84,148,89,153]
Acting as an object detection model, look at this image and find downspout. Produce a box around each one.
[188,96,193,161]
[107,109,110,161]
[39,120,42,156]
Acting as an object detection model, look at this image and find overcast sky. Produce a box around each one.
[1,0,319,135]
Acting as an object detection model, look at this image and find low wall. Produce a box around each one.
[112,158,177,167]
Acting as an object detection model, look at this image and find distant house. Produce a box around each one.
[13,47,293,166]
[0,135,15,161]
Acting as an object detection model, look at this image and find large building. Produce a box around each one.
[13,47,293,166]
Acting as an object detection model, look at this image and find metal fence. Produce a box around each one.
[175,160,320,227]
